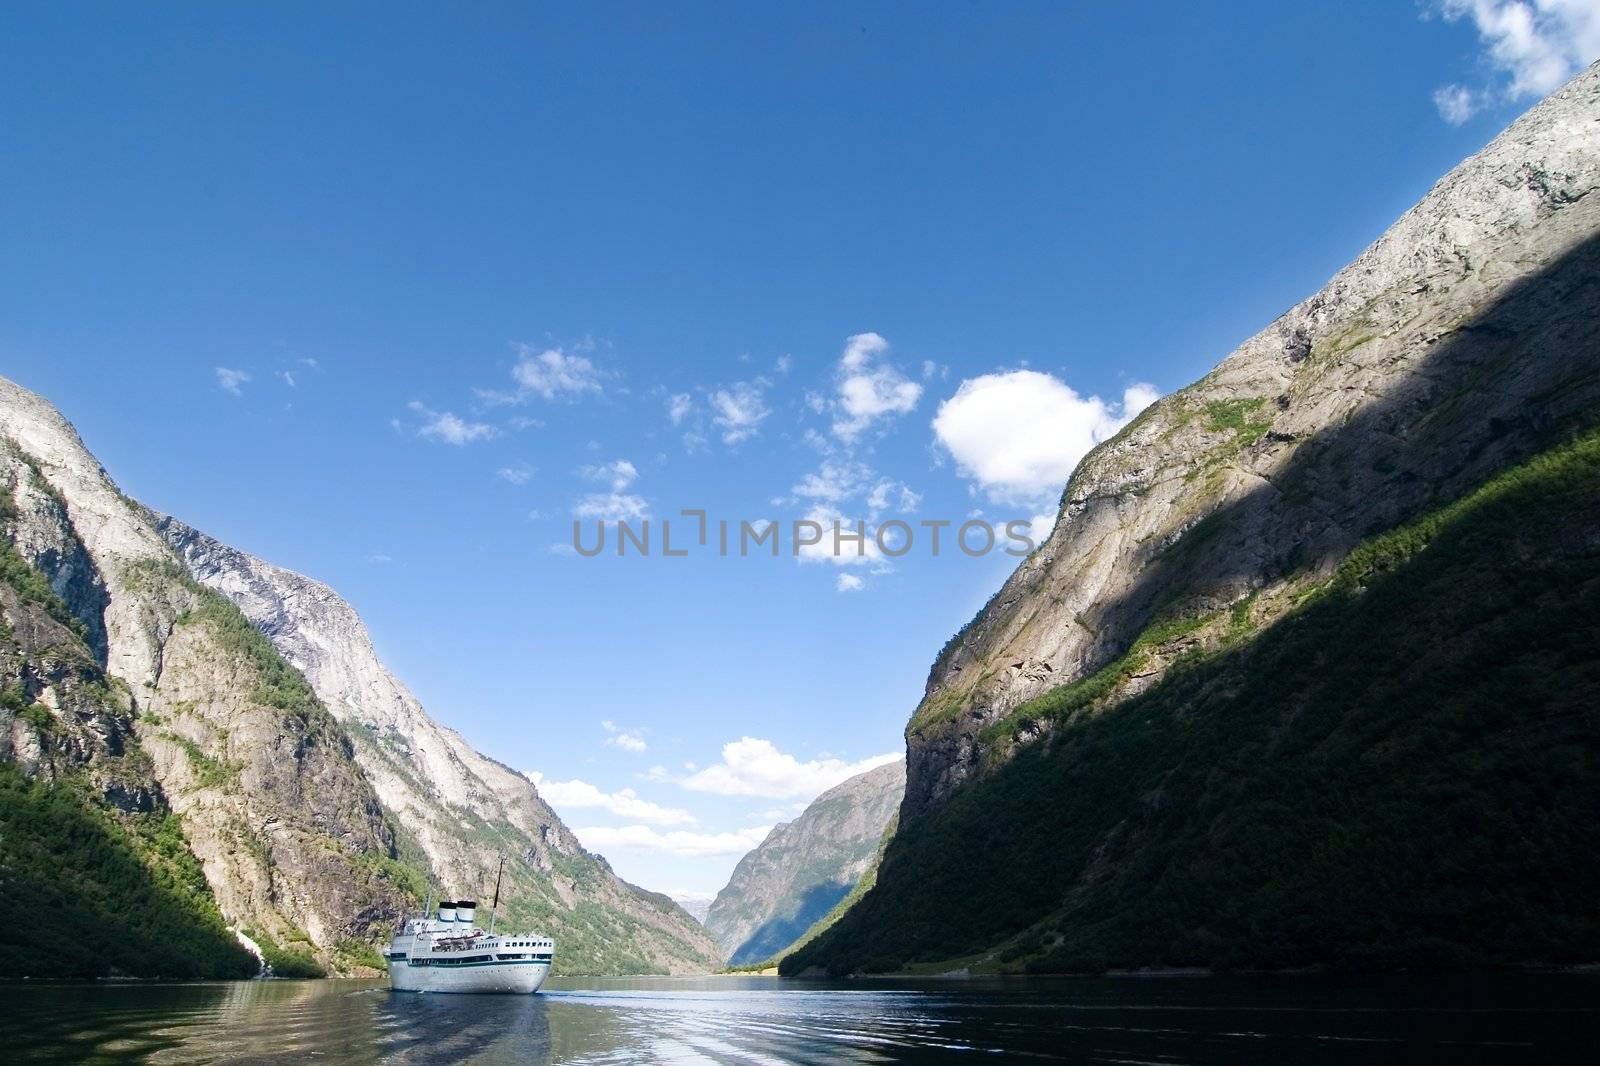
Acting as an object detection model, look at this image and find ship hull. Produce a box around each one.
[389,959,551,994]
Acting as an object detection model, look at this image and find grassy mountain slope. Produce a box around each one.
[785,426,1600,975]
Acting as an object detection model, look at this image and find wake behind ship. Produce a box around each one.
[386,899,554,994]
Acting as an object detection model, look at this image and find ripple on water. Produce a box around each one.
[1,973,1594,1064]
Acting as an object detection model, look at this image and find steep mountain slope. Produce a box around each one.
[0,482,255,978]
[0,390,413,976]
[706,758,903,966]
[787,64,1600,975]
[158,518,721,974]
[0,376,720,975]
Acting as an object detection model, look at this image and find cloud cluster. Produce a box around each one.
[574,459,648,521]
[497,463,535,485]
[525,771,694,826]
[407,401,499,446]
[602,719,647,752]
[509,345,606,401]
[679,737,901,799]
[709,380,772,444]
[570,824,773,858]
[1431,1,1600,123]
[831,332,924,440]
[215,367,251,396]
[932,371,1158,505]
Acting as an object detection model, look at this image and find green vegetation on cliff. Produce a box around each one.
[0,764,257,978]
[785,428,1600,976]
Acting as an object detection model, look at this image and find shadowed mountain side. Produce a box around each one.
[793,72,1600,974]
[731,881,853,966]
[786,422,1600,975]
[706,759,904,966]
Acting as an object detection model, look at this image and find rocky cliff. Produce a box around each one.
[906,62,1600,821]
[158,518,721,974]
[0,462,256,978]
[0,384,410,976]
[0,375,720,975]
[705,758,903,966]
[787,63,1600,975]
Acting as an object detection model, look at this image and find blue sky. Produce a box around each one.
[2,2,1594,898]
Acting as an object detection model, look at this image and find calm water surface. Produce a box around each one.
[4,974,1596,1064]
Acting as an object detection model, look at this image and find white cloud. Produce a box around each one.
[775,355,793,374]
[497,463,535,485]
[575,459,647,521]
[709,380,771,444]
[215,367,251,396]
[1430,1,1600,120]
[407,401,499,445]
[571,824,772,858]
[513,345,605,400]
[666,393,694,425]
[794,505,883,567]
[679,737,901,799]
[602,720,648,753]
[932,371,1158,505]
[480,344,606,405]
[831,333,923,440]
[573,493,649,521]
[790,460,872,504]
[865,478,921,516]
[525,771,694,826]
[576,460,649,518]
[581,459,638,491]
[778,464,914,575]
[836,573,865,593]
[1022,511,1058,550]
[1433,83,1484,123]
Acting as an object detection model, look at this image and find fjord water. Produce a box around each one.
[5,974,1596,1064]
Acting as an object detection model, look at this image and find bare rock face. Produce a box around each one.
[906,63,1600,820]
[705,758,904,965]
[157,518,723,975]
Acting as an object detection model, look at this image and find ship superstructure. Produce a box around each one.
[385,898,554,994]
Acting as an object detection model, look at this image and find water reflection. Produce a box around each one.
[4,973,1596,1064]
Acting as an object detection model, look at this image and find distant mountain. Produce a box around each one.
[671,894,715,924]
[0,376,720,976]
[707,759,903,966]
[787,63,1600,976]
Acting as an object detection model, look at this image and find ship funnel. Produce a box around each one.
[456,899,477,925]
[438,900,458,923]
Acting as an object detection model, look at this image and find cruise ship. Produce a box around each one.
[385,898,555,994]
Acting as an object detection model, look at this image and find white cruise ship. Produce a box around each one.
[385,898,554,994]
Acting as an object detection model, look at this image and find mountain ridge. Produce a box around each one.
[705,758,903,966]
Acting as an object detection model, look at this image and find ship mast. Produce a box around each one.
[488,853,504,935]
